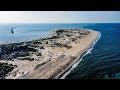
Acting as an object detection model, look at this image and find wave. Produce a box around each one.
[60,31,101,79]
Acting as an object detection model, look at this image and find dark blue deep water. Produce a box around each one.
[0,23,120,79]
[65,23,120,79]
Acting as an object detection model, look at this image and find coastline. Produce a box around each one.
[22,29,99,79]
[60,31,101,79]
[0,29,100,79]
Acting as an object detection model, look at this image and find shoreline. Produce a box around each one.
[60,31,101,79]
[0,30,53,46]
[0,29,100,79]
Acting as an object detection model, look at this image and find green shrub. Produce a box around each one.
[0,62,15,78]
[35,62,46,69]
[54,43,72,49]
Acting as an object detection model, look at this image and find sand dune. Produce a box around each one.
[0,29,99,79]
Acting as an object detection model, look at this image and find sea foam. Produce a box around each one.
[60,31,101,79]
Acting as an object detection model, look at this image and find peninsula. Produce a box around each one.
[0,29,100,79]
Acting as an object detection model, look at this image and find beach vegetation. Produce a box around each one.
[70,56,77,60]
[41,36,59,41]
[35,62,46,69]
[72,38,77,42]
[56,29,64,33]
[54,43,72,49]
[0,62,15,79]
[40,46,45,49]
[36,52,42,56]
[46,41,48,45]
[33,41,42,44]
[65,34,71,37]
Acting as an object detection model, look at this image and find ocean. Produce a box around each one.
[0,23,120,79]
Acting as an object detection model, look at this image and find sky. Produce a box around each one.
[0,11,120,23]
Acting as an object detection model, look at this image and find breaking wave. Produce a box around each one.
[60,31,101,79]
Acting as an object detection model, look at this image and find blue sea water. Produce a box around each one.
[0,23,120,79]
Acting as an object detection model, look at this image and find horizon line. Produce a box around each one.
[0,22,120,24]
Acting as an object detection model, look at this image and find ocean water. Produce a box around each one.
[0,23,120,79]
[0,23,95,43]
[65,23,120,79]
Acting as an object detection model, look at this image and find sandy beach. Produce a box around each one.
[0,29,100,79]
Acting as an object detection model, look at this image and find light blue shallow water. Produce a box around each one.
[0,23,94,43]
[0,23,120,79]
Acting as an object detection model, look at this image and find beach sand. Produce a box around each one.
[17,30,99,79]
[0,29,99,79]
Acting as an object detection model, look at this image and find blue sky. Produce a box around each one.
[0,11,120,23]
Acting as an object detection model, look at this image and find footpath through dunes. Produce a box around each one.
[19,30,99,79]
